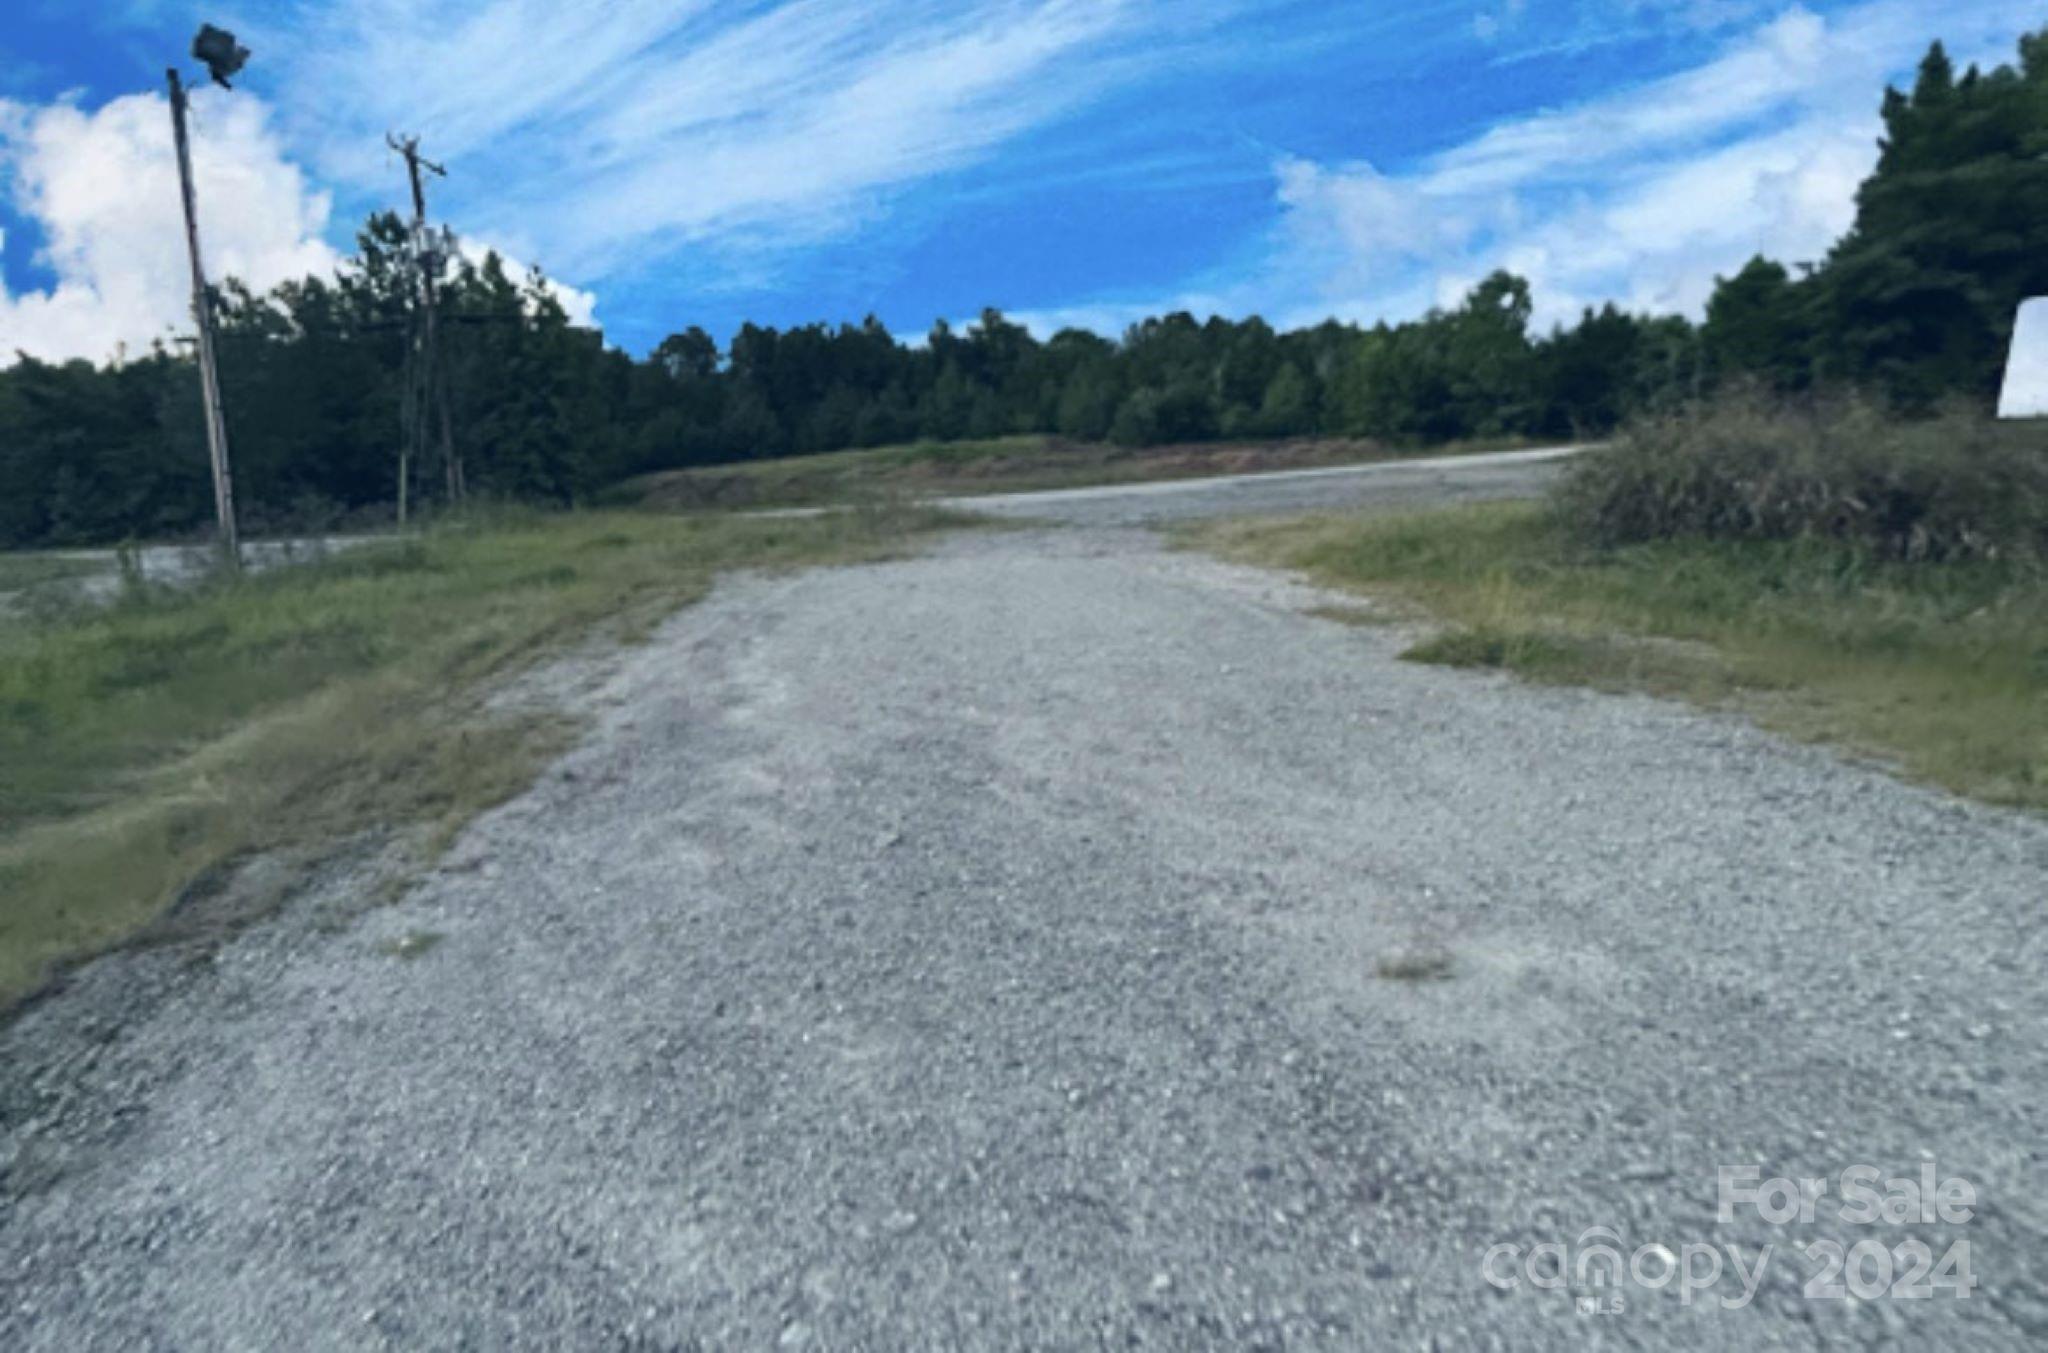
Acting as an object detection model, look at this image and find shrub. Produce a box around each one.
[1108,389,1162,447]
[1555,393,2048,563]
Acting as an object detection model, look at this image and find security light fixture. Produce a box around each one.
[193,24,250,89]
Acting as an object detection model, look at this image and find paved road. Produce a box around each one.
[4,467,2046,1348]
[738,446,1583,528]
[938,444,1583,525]
[1,536,379,618]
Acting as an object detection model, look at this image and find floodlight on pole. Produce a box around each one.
[193,24,250,89]
[168,24,249,569]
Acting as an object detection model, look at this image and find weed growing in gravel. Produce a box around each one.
[379,931,446,961]
[1375,950,1457,982]
[1304,602,1402,628]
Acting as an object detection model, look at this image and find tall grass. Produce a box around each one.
[1555,394,2048,563]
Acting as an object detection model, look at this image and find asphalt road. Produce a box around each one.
[936,444,1583,525]
[3,458,2045,1349]
[1,536,378,618]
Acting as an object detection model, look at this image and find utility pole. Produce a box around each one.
[167,68,240,569]
[389,133,462,519]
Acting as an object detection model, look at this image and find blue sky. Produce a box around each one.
[1,1,2041,362]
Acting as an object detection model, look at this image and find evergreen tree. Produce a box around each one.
[1702,258,1812,390]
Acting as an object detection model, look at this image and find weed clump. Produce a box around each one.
[1375,949,1456,982]
[1555,395,2048,564]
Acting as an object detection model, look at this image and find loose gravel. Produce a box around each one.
[2,507,2045,1349]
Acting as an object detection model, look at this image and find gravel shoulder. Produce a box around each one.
[3,511,2045,1348]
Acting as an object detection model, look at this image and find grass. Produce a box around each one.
[611,432,1553,513]
[0,553,104,620]
[0,554,100,592]
[0,503,957,1009]
[1201,501,2048,812]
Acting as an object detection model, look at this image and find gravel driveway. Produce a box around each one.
[3,488,2045,1347]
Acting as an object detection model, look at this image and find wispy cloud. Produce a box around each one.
[1476,0,1775,56]
[249,0,1201,280]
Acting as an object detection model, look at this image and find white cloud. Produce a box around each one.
[0,89,597,363]
[1005,294,1228,340]
[447,235,602,330]
[1261,0,2045,331]
[256,0,1162,281]
[1027,0,2039,337]
[0,90,340,365]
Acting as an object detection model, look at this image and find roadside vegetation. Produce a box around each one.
[0,553,99,596]
[615,432,1541,513]
[1556,396,2048,562]
[1203,401,2048,812]
[0,505,955,1009]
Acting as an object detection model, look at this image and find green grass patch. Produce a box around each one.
[0,504,956,1009]
[0,553,101,592]
[1202,501,2048,811]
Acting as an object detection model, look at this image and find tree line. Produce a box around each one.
[2,28,2044,549]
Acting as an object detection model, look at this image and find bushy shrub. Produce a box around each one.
[1108,389,1161,448]
[1554,393,2048,563]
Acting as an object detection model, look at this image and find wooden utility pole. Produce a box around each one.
[167,68,240,568]
[389,134,462,519]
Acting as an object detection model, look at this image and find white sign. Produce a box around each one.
[1998,298,2048,419]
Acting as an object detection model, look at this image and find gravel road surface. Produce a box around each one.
[3,471,2045,1348]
